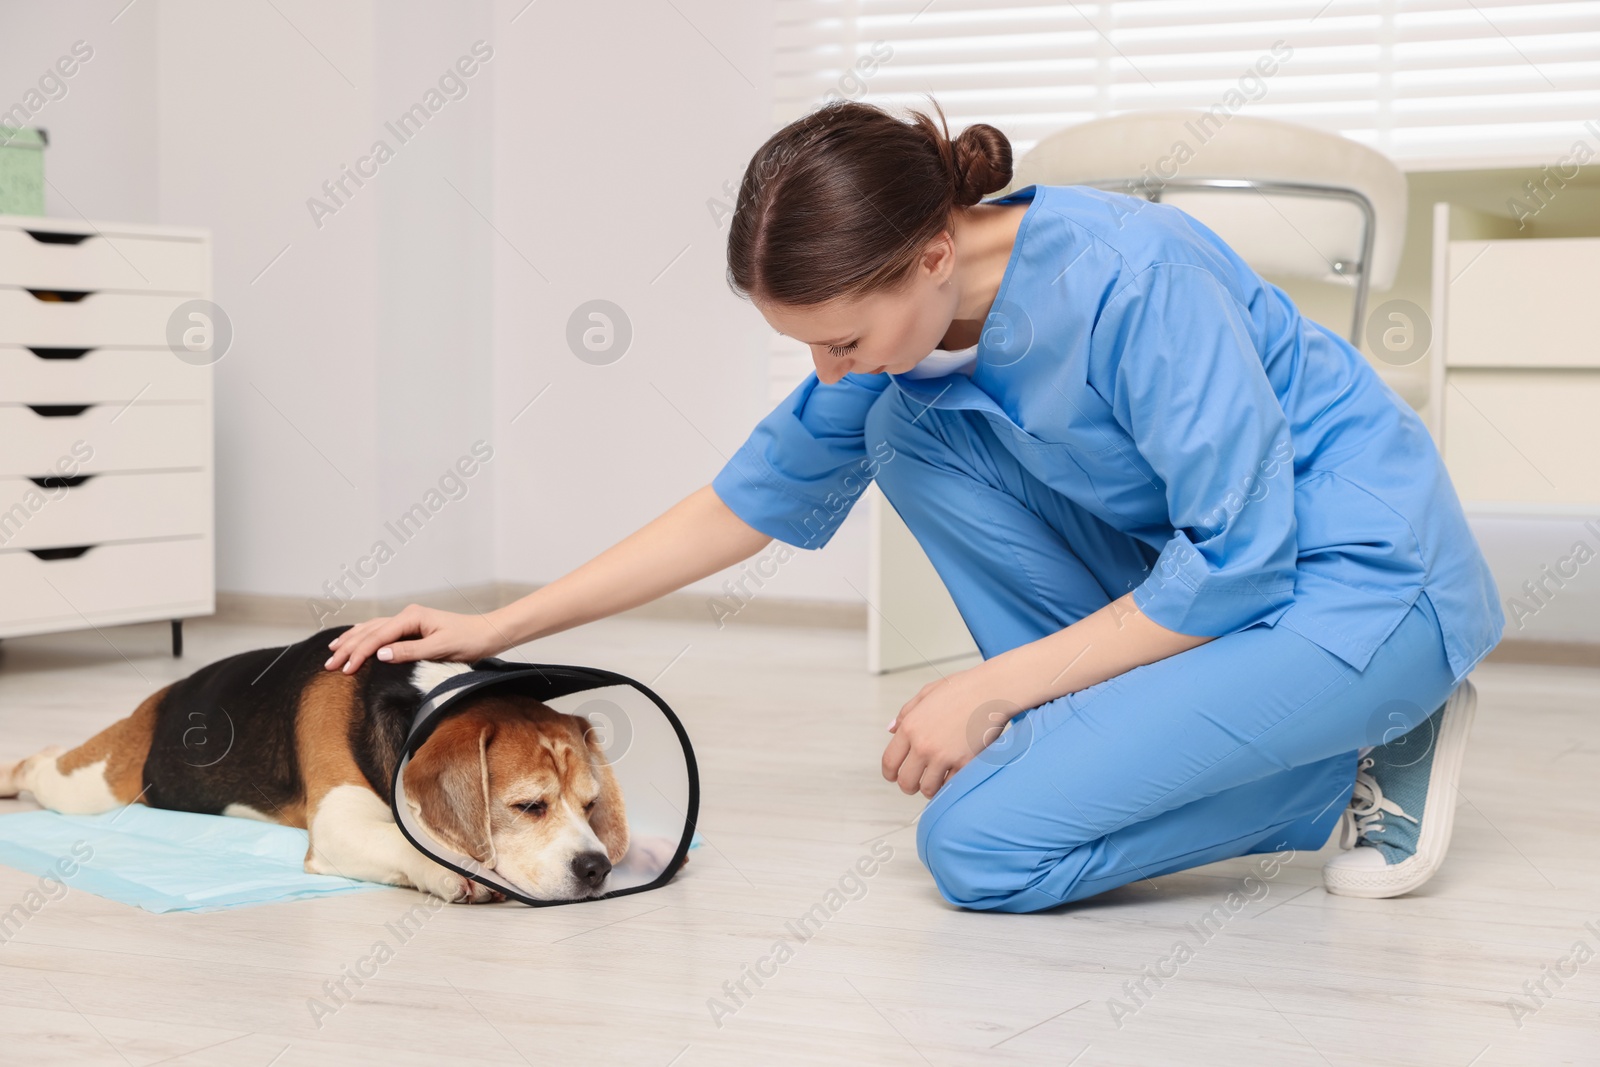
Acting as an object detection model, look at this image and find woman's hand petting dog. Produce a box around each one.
[325,605,508,673]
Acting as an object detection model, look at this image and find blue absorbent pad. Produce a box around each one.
[0,806,709,914]
[0,806,381,914]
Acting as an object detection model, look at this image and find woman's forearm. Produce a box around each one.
[487,485,772,646]
[975,594,1213,713]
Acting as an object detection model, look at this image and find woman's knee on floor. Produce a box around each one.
[915,782,1082,912]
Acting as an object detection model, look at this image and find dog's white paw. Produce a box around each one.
[616,834,682,877]
[2,746,67,801]
[419,865,499,904]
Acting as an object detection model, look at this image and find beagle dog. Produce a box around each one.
[0,627,629,904]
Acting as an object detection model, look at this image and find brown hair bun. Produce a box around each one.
[951,123,1013,207]
[727,98,1016,307]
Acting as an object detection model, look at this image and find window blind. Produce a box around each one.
[774,0,1600,166]
[764,0,1600,399]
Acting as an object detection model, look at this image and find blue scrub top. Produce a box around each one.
[712,184,1503,684]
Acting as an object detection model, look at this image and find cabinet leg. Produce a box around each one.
[171,620,183,658]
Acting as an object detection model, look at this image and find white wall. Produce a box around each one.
[1,0,159,222]
[4,0,870,631]
[486,0,871,610]
[154,0,500,621]
[157,0,380,613]
[368,4,497,605]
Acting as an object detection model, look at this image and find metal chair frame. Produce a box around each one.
[1080,176,1378,344]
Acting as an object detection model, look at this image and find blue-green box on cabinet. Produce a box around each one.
[0,127,47,215]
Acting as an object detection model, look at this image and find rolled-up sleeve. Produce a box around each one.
[1093,262,1299,637]
[712,370,893,549]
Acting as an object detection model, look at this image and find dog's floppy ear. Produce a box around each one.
[403,714,496,865]
[582,722,630,864]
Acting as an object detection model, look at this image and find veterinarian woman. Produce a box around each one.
[327,102,1504,912]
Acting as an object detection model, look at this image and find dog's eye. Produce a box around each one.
[584,798,597,813]
[515,800,547,817]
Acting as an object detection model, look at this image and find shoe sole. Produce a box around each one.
[1323,680,1478,899]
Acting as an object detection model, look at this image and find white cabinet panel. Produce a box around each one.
[1447,238,1600,370]
[0,346,210,403]
[0,403,207,475]
[1443,370,1600,507]
[867,488,979,674]
[0,224,207,294]
[0,538,212,631]
[0,472,210,551]
[0,289,194,348]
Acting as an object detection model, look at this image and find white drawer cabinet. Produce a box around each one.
[0,217,214,651]
[1430,204,1600,512]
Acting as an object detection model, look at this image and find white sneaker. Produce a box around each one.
[1323,680,1477,898]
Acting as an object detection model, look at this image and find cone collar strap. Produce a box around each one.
[390,659,699,907]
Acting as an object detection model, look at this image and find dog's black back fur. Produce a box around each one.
[141,626,436,818]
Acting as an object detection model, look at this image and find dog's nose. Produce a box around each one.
[571,850,611,890]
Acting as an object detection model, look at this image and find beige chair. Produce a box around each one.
[1010,110,1409,343]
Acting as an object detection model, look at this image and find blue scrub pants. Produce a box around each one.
[865,385,1461,913]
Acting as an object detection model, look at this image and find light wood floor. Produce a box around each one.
[0,615,1596,1066]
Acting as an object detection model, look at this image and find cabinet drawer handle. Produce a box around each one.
[27,475,93,489]
[27,347,94,360]
[24,230,92,246]
[27,404,93,418]
[26,289,93,303]
[29,545,95,561]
